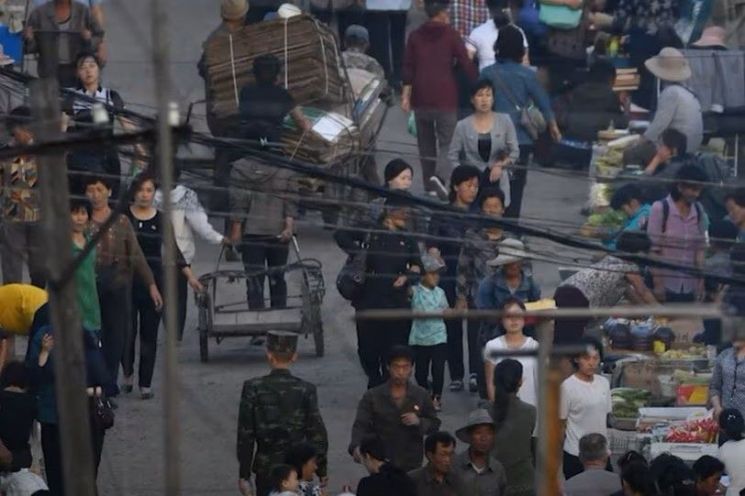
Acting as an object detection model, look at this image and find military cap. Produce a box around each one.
[266,331,298,353]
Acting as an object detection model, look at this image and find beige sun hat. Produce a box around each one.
[221,0,249,21]
[486,238,530,267]
[692,26,727,49]
[644,47,692,82]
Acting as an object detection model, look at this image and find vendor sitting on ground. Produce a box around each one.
[553,231,658,344]
[0,284,48,371]
[604,184,652,250]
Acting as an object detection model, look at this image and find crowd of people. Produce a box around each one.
[0,0,743,495]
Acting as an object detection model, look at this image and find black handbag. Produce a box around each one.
[90,395,115,431]
[336,232,371,302]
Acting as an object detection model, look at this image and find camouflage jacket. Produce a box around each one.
[0,154,40,223]
[237,369,328,480]
[342,49,386,80]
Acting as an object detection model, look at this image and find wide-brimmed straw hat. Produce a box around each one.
[692,26,727,49]
[455,409,494,443]
[487,238,529,267]
[221,0,249,21]
[644,47,692,82]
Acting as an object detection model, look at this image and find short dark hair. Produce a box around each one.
[650,454,696,496]
[6,106,32,132]
[253,54,281,85]
[578,433,608,463]
[285,443,317,479]
[424,431,456,455]
[130,172,158,201]
[661,128,688,156]
[501,297,526,312]
[622,461,656,495]
[610,184,643,211]
[617,450,646,471]
[615,231,651,254]
[725,186,745,208]
[692,455,725,481]
[719,408,745,442]
[470,79,494,98]
[386,345,414,365]
[424,0,450,18]
[75,50,101,69]
[449,164,480,203]
[495,25,525,63]
[478,187,506,210]
[70,198,92,216]
[269,464,296,492]
[572,336,603,369]
[588,60,617,84]
[359,434,388,462]
[676,163,708,185]
[82,175,112,191]
[0,360,29,390]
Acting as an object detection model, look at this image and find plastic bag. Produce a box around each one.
[407,112,417,137]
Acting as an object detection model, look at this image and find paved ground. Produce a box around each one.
[46,1,587,494]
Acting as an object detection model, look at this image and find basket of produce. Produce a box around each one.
[663,414,719,444]
[659,346,709,371]
[610,387,652,430]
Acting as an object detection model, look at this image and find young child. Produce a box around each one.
[268,464,300,496]
[408,254,449,411]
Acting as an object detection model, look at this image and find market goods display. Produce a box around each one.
[612,388,651,419]
[664,415,718,444]
[659,346,707,360]
[203,15,349,121]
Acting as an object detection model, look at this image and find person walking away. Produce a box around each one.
[448,79,519,203]
[197,0,248,219]
[553,232,658,344]
[622,47,703,167]
[692,455,725,496]
[355,434,417,496]
[484,298,539,408]
[84,175,162,395]
[154,164,228,340]
[0,284,48,372]
[285,443,323,496]
[364,0,409,89]
[427,164,480,392]
[0,107,49,289]
[237,331,328,496]
[335,197,422,388]
[453,409,507,496]
[619,461,657,496]
[457,187,513,396]
[24,0,104,87]
[718,409,745,496]
[480,25,561,218]
[560,337,612,480]
[647,164,709,303]
[468,0,530,71]
[407,431,462,496]
[123,174,202,399]
[409,255,450,411]
[489,359,536,496]
[342,24,386,79]
[542,0,590,95]
[563,433,620,496]
[402,0,478,194]
[349,346,441,473]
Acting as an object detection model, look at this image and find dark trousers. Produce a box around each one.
[0,221,48,288]
[311,7,364,42]
[364,10,407,86]
[562,451,613,480]
[41,421,105,496]
[123,286,162,388]
[255,474,272,496]
[356,314,410,389]
[414,109,458,190]
[98,281,132,394]
[412,343,447,396]
[553,285,590,345]
[505,146,532,219]
[240,235,290,310]
[176,271,188,341]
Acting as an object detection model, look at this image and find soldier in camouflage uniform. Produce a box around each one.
[237,331,329,496]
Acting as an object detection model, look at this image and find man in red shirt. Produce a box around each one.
[401,0,478,195]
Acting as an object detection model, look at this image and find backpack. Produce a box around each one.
[660,199,707,236]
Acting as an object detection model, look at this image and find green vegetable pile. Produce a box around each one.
[612,388,651,419]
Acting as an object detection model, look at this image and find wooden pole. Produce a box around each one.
[150,0,180,494]
[32,78,97,496]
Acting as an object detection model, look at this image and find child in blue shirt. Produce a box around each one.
[409,255,449,412]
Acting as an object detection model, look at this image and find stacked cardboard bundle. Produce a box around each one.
[281,107,360,165]
[203,14,350,121]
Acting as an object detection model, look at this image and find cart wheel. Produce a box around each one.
[199,328,209,363]
[313,323,324,357]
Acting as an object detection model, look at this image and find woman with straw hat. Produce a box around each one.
[623,47,703,168]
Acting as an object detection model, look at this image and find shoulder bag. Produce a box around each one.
[336,232,371,302]
[491,71,547,140]
[538,1,583,29]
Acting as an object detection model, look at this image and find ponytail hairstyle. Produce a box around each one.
[492,358,523,429]
[719,409,745,442]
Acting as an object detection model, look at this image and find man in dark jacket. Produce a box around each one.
[401,0,478,193]
[349,346,441,472]
[408,431,463,496]
[356,434,417,496]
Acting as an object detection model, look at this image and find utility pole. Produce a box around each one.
[32,78,97,496]
[151,0,180,495]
